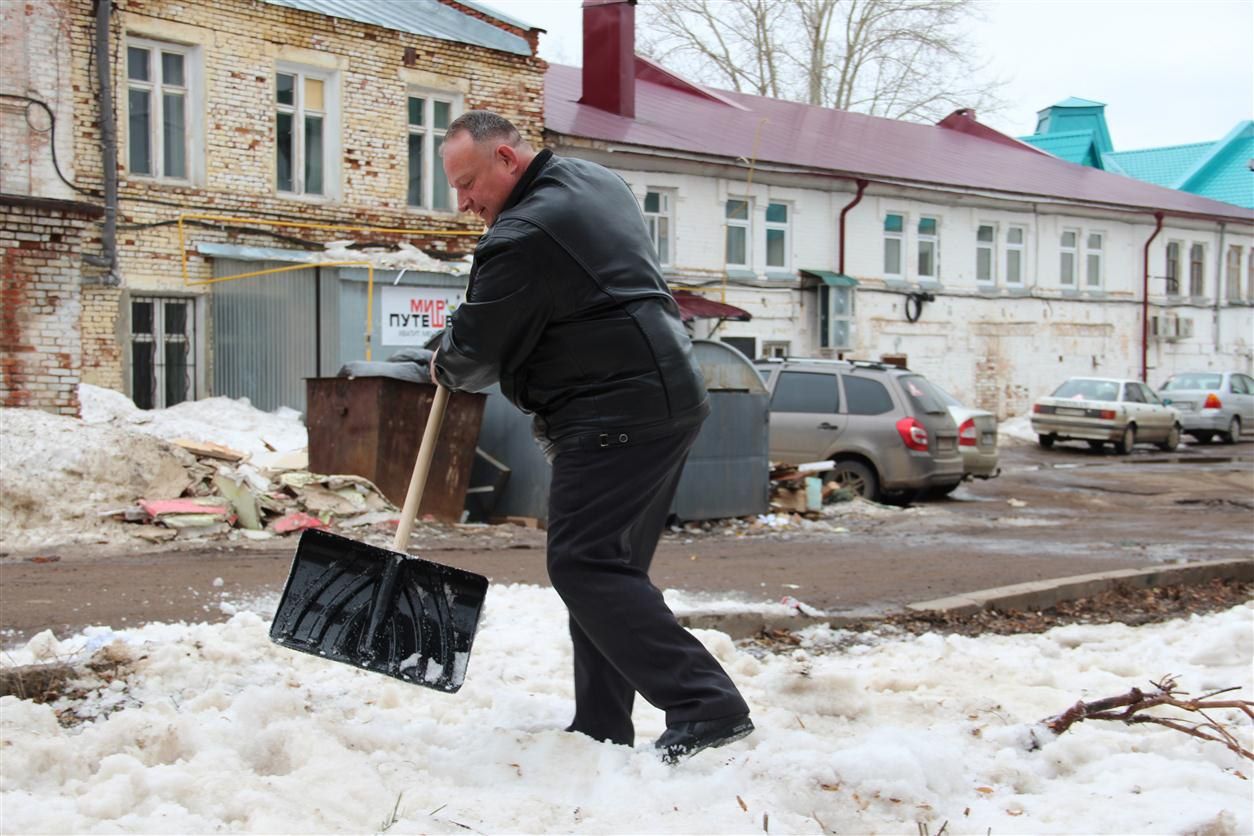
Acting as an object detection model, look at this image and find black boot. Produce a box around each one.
[654,714,754,764]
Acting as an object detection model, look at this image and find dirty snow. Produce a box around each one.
[79,383,306,467]
[0,409,195,549]
[998,414,1038,445]
[1,587,1249,834]
[0,388,313,549]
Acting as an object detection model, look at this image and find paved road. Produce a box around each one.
[2,440,1251,646]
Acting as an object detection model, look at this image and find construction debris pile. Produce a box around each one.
[106,438,397,543]
[767,460,855,516]
[0,387,399,551]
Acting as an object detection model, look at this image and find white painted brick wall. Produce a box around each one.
[605,164,1253,418]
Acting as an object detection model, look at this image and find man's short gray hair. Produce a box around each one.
[446,110,524,146]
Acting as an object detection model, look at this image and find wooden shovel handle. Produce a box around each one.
[393,383,450,552]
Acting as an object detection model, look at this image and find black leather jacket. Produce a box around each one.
[434,149,708,456]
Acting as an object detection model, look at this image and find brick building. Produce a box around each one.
[1,0,544,414]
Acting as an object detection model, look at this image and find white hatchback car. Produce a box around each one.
[1031,377,1181,453]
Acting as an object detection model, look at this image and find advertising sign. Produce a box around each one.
[381,286,462,346]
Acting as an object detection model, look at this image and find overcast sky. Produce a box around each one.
[479,0,1253,150]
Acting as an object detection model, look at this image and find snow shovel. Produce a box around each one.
[269,384,489,693]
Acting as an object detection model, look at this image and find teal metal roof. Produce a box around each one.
[259,0,533,56]
[1102,122,1254,209]
[1103,142,1213,187]
[1023,92,1252,210]
[800,269,859,287]
[1049,96,1107,109]
[1020,131,1105,167]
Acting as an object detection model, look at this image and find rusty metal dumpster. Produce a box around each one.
[305,377,485,522]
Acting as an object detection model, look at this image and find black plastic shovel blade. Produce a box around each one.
[269,528,489,693]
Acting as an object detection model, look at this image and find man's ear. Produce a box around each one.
[496,143,520,173]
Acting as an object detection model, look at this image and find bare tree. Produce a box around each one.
[638,0,1005,123]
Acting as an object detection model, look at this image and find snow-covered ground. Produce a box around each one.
[2,586,1249,835]
[78,384,307,467]
[998,414,1038,446]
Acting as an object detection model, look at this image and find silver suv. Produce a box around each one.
[754,358,964,502]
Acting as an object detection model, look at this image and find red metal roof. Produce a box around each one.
[545,63,1252,223]
[673,290,752,322]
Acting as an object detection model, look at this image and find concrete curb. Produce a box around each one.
[678,558,1254,639]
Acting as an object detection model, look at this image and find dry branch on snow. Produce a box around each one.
[1037,675,1253,760]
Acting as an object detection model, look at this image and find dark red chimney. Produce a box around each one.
[580,0,636,118]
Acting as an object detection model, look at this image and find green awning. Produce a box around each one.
[800,269,859,287]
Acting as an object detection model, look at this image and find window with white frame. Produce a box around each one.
[725,198,750,267]
[917,216,938,280]
[883,213,904,278]
[819,283,854,350]
[1085,232,1103,288]
[642,190,673,267]
[131,296,197,409]
[1005,226,1025,285]
[1225,245,1242,301]
[126,38,197,180]
[1189,243,1205,296]
[1059,229,1078,286]
[765,202,790,270]
[1165,241,1181,295]
[407,93,456,211]
[275,66,335,196]
[976,224,995,284]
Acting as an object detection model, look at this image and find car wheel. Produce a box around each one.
[1157,424,1180,452]
[1222,416,1241,445]
[1037,434,1055,449]
[1086,440,1105,451]
[1191,430,1214,444]
[1114,424,1136,454]
[828,460,879,502]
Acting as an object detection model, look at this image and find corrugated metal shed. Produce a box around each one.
[210,257,464,414]
[259,0,532,56]
[212,259,327,414]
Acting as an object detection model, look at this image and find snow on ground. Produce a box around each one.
[2,587,1249,835]
[0,409,195,549]
[79,384,307,467]
[0,388,310,549]
[998,414,1038,446]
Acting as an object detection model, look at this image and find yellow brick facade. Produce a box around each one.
[60,0,544,399]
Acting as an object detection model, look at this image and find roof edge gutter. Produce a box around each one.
[571,138,1254,226]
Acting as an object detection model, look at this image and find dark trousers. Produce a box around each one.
[546,425,750,746]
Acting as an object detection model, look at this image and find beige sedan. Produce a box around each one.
[1031,377,1181,453]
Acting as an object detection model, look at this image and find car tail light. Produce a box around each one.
[896,417,929,451]
[958,418,977,447]
[1099,409,1116,420]
[1203,393,1222,409]
[1032,403,1042,413]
